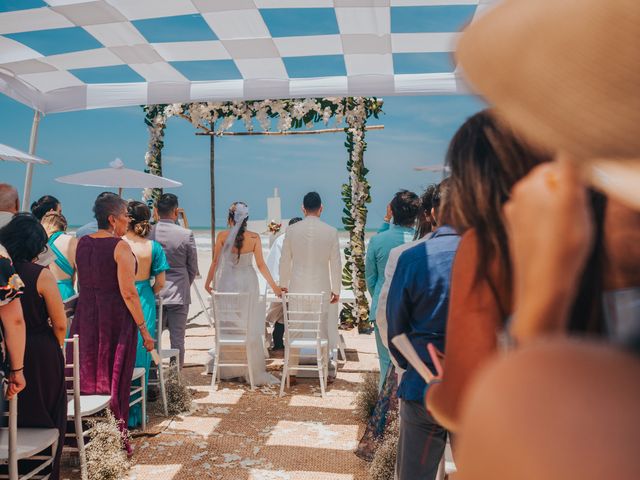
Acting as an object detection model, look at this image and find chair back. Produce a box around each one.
[64,293,79,331]
[211,292,251,343]
[282,293,325,343]
[1,386,18,480]
[63,335,81,424]
[155,296,164,352]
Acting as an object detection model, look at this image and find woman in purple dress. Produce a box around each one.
[70,193,154,453]
[0,214,67,479]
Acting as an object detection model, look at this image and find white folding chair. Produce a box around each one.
[0,391,59,480]
[192,275,214,329]
[210,292,253,390]
[129,367,146,431]
[63,335,111,480]
[280,293,328,398]
[147,297,179,417]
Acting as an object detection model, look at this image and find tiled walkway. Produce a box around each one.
[64,314,378,479]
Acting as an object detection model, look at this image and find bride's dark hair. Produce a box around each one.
[228,202,248,259]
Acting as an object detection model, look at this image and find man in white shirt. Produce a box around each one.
[265,217,302,351]
[279,192,342,379]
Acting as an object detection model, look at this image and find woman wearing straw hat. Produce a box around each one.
[449,0,640,478]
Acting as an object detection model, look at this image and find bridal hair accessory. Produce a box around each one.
[233,203,249,223]
[456,0,640,209]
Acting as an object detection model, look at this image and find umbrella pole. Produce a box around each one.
[209,127,215,260]
[21,110,41,211]
[118,187,123,197]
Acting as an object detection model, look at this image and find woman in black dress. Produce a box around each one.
[0,214,67,480]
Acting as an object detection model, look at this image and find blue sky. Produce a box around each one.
[0,4,485,228]
[0,93,483,228]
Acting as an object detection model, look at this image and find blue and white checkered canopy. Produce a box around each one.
[0,0,494,114]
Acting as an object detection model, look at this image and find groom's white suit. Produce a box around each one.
[279,215,342,356]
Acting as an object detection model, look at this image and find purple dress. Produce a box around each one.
[70,236,137,440]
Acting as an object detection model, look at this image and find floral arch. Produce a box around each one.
[142,97,383,331]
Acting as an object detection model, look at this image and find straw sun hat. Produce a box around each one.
[457,0,640,208]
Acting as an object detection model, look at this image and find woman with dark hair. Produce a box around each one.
[123,201,169,428]
[425,109,552,432]
[70,193,154,452]
[30,195,61,221]
[204,201,281,385]
[41,211,78,300]
[0,213,67,479]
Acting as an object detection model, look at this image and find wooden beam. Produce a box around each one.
[195,125,384,136]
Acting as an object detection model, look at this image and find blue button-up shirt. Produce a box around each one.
[387,225,460,402]
[366,222,416,324]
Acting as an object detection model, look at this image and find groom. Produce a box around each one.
[279,192,342,380]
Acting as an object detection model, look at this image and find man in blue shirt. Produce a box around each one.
[366,190,420,389]
[387,181,460,480]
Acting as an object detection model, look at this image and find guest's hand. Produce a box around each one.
[424,343,444,410]
[273,285,283,298]
[7,370,26,398]
[204,278,213,294]
[142,333,155,352]
[504,154,594,342]
[280,287,288,294]
[330,292,340,304]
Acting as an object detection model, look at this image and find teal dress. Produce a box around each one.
[128,240,170,428]
[47,231,76,300]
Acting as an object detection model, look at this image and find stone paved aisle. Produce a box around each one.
[63,312,378,480]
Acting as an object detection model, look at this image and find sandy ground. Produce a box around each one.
[61,249,379,479]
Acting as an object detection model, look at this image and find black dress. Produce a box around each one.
[13,261,66,480]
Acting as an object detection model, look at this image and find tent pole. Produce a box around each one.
[21,110,41,211]
[209,126,215,260]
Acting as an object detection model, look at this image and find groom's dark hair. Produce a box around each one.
[156,193,179,216]
[303,192,322,212]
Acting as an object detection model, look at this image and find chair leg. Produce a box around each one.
[141,372,147,432]
[173,358,181,385]
[211,349,220,390]
[246,345,255,391]
[76,414,88,480]
[317,348,326,398]
[338,333,347,362]
[158,363,169,417]
[279,348,289,397]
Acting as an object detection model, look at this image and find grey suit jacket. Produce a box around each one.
[150,220,198,305]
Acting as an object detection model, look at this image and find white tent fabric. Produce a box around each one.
[0,142,50,164]
[55,158,182,189]
[0,0,495,114]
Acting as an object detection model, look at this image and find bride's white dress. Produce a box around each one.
[215,252,279,386]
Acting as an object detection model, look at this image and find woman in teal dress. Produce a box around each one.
[41,212,77,300]
[124,201,170,428]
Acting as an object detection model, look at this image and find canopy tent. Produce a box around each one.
[0,0,494,115]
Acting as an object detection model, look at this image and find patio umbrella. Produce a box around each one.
[0,142,50,165]
[55,158,182,196]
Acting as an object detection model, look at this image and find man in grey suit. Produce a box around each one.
[149,193,198,368]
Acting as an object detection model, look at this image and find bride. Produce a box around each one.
[204,202,281,385]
